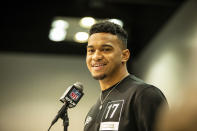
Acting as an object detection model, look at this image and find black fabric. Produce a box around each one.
[84,74,168,131]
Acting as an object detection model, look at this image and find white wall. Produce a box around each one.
[0,53,100,131]
[132,0,197,106]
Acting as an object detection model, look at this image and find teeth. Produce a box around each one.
[92,64,105,67]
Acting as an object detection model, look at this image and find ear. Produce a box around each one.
[121,49,130,64]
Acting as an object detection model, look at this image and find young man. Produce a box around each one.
[84,21,168,131]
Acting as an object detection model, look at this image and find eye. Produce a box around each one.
[87,48,95,53]
[102,48,112,52]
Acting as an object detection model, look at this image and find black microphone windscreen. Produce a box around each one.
[74,82,83,91]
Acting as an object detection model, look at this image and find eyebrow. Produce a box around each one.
[86,45,93,48]
[86,44,113,48]
[102,44,113,48]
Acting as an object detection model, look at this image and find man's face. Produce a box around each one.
[86,33,124,80]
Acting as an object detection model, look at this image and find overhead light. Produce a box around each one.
[52,19,69,29]
[108,19,123,27]
[49,28,67,42]
[74,32,89,43]
[49,19,69,42]
[48,17,125,43]
[79,17,96,28]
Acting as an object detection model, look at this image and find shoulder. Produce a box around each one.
[123,74,167,102]
[127,75,165,95]
[120,74,153,92]
[136,85,166,102]
[133,84,168,109]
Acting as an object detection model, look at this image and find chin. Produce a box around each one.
[92,74,106,80]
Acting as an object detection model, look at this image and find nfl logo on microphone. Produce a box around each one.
[70,88,81,101]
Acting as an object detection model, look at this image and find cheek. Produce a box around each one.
[108,53,122,62]
[111,56,122,66]
[86,56,91,67]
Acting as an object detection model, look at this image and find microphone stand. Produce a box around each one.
[60,105,69,131]
[48,103,69,131]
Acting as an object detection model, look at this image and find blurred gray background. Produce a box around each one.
[1,0,197,131]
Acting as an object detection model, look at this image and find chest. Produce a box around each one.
[84,91,135,131]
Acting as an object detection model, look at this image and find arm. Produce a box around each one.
[134,86,168,131]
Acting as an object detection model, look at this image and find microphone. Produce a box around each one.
[60,82,84,108]
[48,82,84,131]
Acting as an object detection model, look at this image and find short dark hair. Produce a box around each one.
[89,20,128,49]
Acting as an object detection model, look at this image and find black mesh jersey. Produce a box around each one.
[84,74,168,131]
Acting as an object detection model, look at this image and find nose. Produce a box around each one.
[92,50,103,61]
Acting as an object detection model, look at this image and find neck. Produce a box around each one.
[99,67,129,91]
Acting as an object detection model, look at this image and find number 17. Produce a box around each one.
[105,104,119,119]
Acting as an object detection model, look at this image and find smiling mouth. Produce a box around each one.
[92,63,107,71]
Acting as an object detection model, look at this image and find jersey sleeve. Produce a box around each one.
[133,86,168,131]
